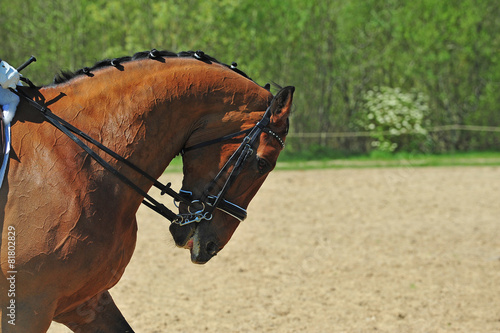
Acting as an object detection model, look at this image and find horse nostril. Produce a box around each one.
[206,242,218,256]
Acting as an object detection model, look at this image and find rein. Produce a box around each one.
[10,88,282,226]
[12,89,183,221]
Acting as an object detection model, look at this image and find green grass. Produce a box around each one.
[164,155,183,173]
[275,151,500,170]
[164,151,500,173]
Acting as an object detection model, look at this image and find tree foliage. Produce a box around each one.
[359,87,429,152]
[1,0,499,153]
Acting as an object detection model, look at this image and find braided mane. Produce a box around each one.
[53,49,251,85]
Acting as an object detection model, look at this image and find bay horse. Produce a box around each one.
[0,50,294,332]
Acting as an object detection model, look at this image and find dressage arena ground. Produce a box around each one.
[48,166,500,332]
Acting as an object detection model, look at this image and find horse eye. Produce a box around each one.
[257,157,269,174]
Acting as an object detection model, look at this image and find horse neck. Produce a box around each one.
[38,58,271,186]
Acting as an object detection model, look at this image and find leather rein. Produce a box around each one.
[11,87,283,226]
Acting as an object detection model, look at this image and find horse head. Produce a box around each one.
[170,86,294,263]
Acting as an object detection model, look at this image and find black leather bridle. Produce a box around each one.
[176,105,284,225]
[11,88,284,226]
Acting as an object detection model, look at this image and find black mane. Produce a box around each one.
[53,49,251,85]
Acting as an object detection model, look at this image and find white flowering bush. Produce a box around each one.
[359,87,429,152]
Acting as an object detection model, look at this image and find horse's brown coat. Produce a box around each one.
[0,56,293,332]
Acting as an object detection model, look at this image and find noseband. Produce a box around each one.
[12,88,283,226]
[175,105,284,225]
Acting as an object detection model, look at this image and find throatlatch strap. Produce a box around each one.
[181,127,253,154]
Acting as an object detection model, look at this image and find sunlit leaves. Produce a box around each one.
[1,0,499,152]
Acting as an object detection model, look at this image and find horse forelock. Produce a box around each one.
[52,50,252,85]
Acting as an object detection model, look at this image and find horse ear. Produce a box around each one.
[269,86,295,130]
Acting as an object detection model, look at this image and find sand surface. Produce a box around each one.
[48,167,500,332]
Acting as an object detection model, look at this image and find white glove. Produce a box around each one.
[0,60,21,89]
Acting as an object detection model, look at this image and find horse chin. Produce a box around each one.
[169,222,197,248]
[168,223,215,264]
